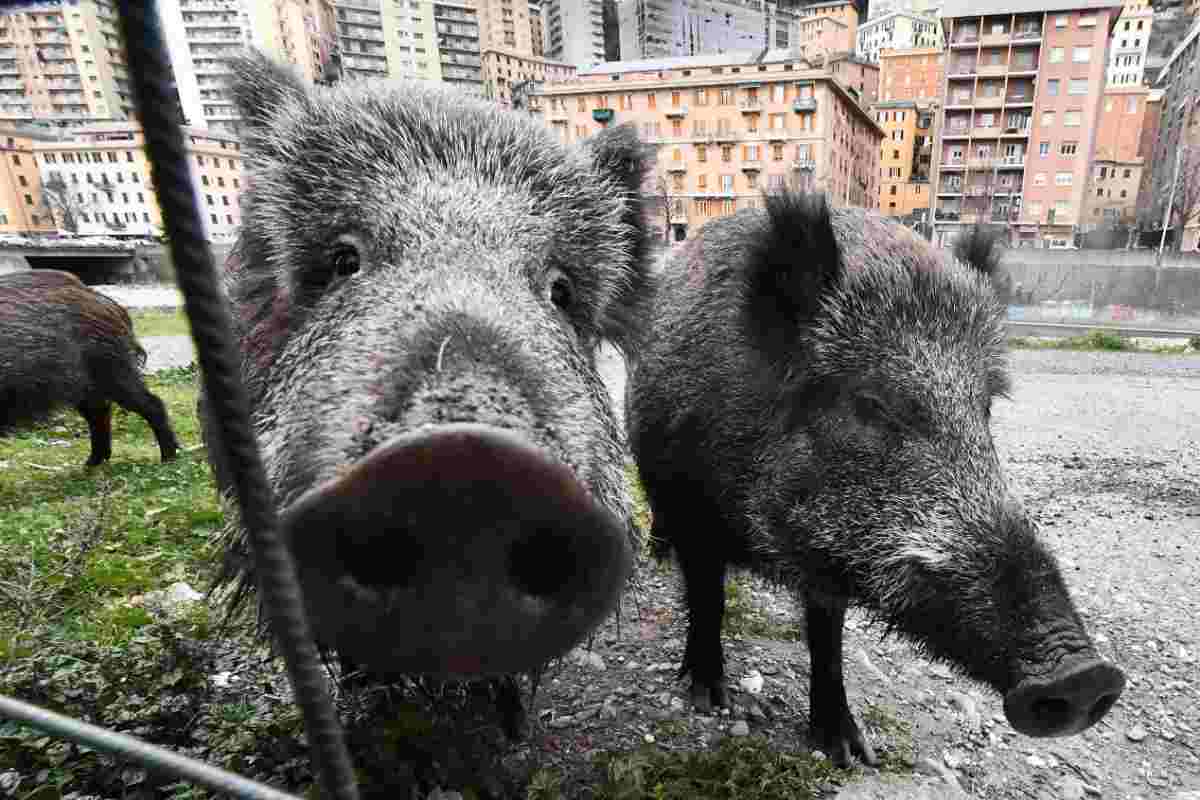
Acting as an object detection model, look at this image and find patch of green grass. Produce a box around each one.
[130,309,192,339]
[858,703,915,774]
[1009,329,1199,354]
[592,736,852,800]
[0,368,219,658]
[526,768,565,800]
[723,577,799,642]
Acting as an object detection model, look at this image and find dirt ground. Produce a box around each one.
[481,347,1199,800]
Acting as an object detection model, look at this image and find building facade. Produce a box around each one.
[477,0,535,54]
[828,52,878,107]
[867,0,941,22]
[795,0,858,60]
[1104,3,1152,87]
[434,0,484,92]
[623,0,796,63]
[878,45,944,101]
[875,99,936,220]
[931,0,1122,250]
[1081,85,1146,227]
[1135,86,1161,229]
[856,11,941,64]
[530,0,545,55]
[544,0,606,68]
[530,51,883,243]
[482,47,575,105]
[0,1,134,129]
[0,125,58,235]
[1147,19,1200,248]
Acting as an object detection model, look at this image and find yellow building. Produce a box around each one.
[878,46,945,102]
[531,52,884,244]
[874,99,936,221]
[0,122,245,242]
[0,1,133,128]
[477,0,535,55]
[0,125,57,235]
[481,48,574,107]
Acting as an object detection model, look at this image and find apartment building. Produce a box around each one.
[828,52,878,107]
[1149,19,1200,249]
[1081,85,1146,226]
[530,0,545,55]
[1135,86,1161,226]
[621,0,793,63]
[1105,2,1152,87]
[481,48,575,105]
[544,0,605,67]
[0,1,133,128]
[878,46,944,101]
[530,50,883,243]
[0,125,57,235]
[875,99,936,219]
[868,0,941,22]
[931,0,1123,250]
[796,13,855,63]
[434,1,485,92]
[856,11,941,64]
[477,0,535,53]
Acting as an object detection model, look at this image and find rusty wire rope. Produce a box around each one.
[0,3,362,800]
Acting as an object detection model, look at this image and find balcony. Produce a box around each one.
[666,161,687,172]
[974,95,1004,108]
[1012,27,1042,42]
[941,159,966,169]
[741,160,762,171]
[977,63,1008,76]
[713,129,738,143]
[966,158,995,169]
[1007,61,1038,75]
[950,34,979,49]
[995,156,1025,168]
[1001,124,1031,136]
[665,105,688,118]
[946,96,974,109]
[938,185,964,196]
[592,108,613,123]
[739,98,762,113]
[980,31,1011,47]
[792,97,816,112]
[546,108,568,121]
[765,128,789,141]
[792,159,816,171]
[973,126,1002,138]
[943,126,971,139]
[1005,94,1034,106]
[949,63,976,76]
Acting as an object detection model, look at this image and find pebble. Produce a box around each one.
[729,720,750,737]
[1126,724,1148,742]
[1026,754,1049,768]
[739,670,765,695]
[942,749,967,770]
[946,691,981,734]
[567,648,607,671]
[915,756,961,787]
[643,733,655,744]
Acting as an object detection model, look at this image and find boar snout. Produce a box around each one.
[1004,658,1125,737]
[277,423,633,677]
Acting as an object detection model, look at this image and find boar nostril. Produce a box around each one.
[508,527,577,598]
[1030,696,1073,728]
[338,525,425,591]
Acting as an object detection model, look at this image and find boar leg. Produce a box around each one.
[78,400,113,467]
[804,592,879,768]
[110,374,180,463]
[675,520,730,713]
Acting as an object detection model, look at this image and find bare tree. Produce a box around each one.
[39,174,91,234]
[1164,145,1200,252]
[648,172,678,244]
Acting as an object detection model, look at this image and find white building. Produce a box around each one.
[866,0,941,21]
[855,10,940,63]
[544,0,606,68]
[622,0,795,62]
[1105,6,1153,86]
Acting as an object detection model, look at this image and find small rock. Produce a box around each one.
[730,720,750,737]
[915,756,961,787]
[549,716,572,729]
[1126,724,1148,742]
[739,670,765,695]
[1025,754,1048,769]
[942,749,967,770]
[567,648,607,671]
[643,733,655,744]
[812,750,828,762]
[946,691,981,734]
[656,691,672,707]
[856,648,890,683]
[1054,775,1086,800]
[669,697,685,713]
[624,661,640,670]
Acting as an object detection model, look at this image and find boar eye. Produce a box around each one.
[547,269,574,311]
[330,235,362,278]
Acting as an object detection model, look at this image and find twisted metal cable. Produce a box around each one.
[114,4,361,800]
[0,695,301,800]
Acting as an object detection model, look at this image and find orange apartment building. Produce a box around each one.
[481,48,575,107]
[1081,85,1148,227]
[875,100,937,221]
[530,52,884,244]
[796,0,860,64]
[828,53,879,107]
[0,125,57,235]
[1135,86,1162,230]
[932,0,1124,249]
[878,46,945,102]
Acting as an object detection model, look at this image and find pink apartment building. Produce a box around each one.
[932,0,1123,249]
[530,52,884,244]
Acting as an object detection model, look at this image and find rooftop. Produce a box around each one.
[859,9,940,29]
[939,0,1123,18]
[574,48,811,76]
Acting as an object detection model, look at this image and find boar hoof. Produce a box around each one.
[689,680,728,713]
[810,710,879,768]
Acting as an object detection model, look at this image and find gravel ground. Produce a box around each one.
[132,334,1199,799]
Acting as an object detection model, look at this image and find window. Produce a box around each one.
[1105,97,1114,112]
[1034,172,1047,185]
[1055,172,1072,185]
[1127,96,1138,113]
[721,174,733,192]
[1079,14,1096,26]
[1055,14,1069,27]
[721,145,732,162]
[1040,142,1050,156]
[697,145,707,163]
[1120,189,1127,198]
[1072,46,1091,63]
[1064,111,1081,126]
[1123,168,1132,178]
[1041,111,1055,126]
[1068,79,1087,95]
[1097,187,1104,197]
[1047,79,1059,96]
[1061,141,1077,155]
[1049,47,1064,64]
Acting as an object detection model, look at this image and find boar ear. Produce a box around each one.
[953,223,1004,279]
[582,123,656,353]
[227,49,309,136]
[744,190,842,336]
